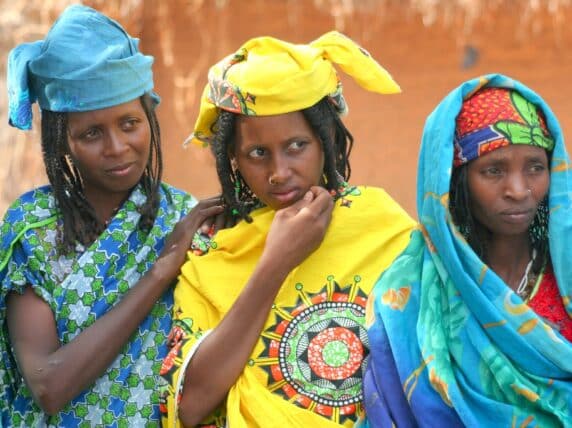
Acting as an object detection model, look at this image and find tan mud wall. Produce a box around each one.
[2,1,572,217]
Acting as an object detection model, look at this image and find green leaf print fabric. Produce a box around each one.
[0,183,194,427]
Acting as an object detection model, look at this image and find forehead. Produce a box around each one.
[234,111,314,144]
[471,144,548,164]
[67,98,144,126]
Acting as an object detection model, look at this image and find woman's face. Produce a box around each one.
[467,144,550,239]
[233,111,325,210]
[67,98,151,206]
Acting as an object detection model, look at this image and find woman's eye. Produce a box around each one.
[288,140,306,151]
[81,128,101,141]
[483,166,502,176]
[122,118,139,131]
[248,147,266,158]
[529,163,547,173]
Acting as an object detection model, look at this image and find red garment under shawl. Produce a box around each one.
[528,264,572,342]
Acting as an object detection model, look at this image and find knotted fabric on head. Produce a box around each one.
[188,31,401,146]
[453,87,555,167]
[7,4,159,130]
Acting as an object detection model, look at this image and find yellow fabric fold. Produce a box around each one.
[310,31,400,95]
[161,186,415,427]
[187,31,400,147]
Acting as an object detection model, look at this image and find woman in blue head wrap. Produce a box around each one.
[362,74,572,427]
[1,5,223,426]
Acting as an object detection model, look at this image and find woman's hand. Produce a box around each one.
[153,196,225,282]
[262,186,334,275]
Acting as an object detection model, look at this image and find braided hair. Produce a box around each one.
[210,96,353,222]
[41,93,163,251]
[449,163,549,274]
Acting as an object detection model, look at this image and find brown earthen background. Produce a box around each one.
[2,1,572,217]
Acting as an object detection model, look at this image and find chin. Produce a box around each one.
[108,180,142,195]
[494,226,532,237]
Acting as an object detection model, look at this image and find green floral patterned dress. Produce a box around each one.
[0,183,195,427]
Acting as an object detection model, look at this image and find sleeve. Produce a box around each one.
[0,199,59,309]
[159,262,226,428]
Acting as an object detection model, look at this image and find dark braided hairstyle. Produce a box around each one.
[449,162,549,274]
[41,93,163,251]
[210,96,353,222]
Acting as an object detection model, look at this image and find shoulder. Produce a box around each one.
[354,185,405,207]
[373,228,426,291]
[336,185,414,223]
[158,183,197,211]
[2,185,57,226]
[0,187,59,283]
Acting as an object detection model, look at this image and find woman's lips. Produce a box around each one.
[270,188,300,205]
[500,209,534,224]
[106,162,134,177]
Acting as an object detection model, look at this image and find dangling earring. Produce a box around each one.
[325,171,348,196]
[459,222,471,241]
[234,171,243,203]
[233,170,258,210]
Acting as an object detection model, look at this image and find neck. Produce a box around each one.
[484,234,533,291]
[84,188,129,226]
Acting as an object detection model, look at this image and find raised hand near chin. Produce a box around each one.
[263,186,334,273]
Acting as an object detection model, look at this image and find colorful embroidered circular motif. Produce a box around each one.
[307,326,363,380]
[254,278,368,424]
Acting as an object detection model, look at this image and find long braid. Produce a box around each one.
[210,110,255,222]
[301,97,353,194]
[138,94,163,231]
[41,110,100,250]
[449,165,486,258]
[40,94,162,251]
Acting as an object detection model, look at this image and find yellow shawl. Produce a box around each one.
[160,186,414,427]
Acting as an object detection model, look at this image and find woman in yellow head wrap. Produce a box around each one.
[159,31,415,427]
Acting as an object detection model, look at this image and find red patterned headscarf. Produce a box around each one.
[453,87,554,167]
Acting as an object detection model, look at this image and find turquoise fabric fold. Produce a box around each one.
[363,74,572,427]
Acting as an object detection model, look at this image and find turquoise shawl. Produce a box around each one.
[363,74,572,427]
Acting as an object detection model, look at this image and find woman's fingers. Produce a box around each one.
[292,187,333,220]
[214,211,228,232]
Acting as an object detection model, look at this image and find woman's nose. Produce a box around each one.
[268,155,291,185]
[103,130,128,156]
[504,173,530,200]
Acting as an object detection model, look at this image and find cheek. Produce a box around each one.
[66,140,80,160]
[310,148,325,183]
[67,146,93,170]
[237,165,265,192]
[535,175,550,199]
[467,181,496,217]
[135,128,152,155]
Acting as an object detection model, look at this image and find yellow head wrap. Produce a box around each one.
[187,31,400,146]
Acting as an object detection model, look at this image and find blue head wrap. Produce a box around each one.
[7,4,159,130]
